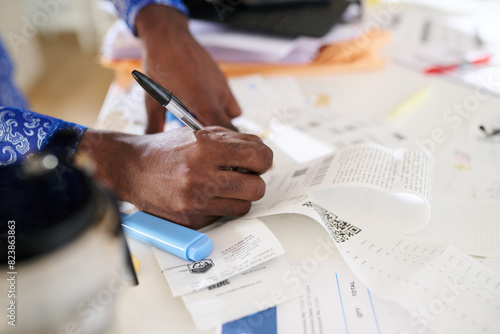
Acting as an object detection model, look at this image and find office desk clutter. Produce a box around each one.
[100,16,390,79]
[92,2,500,333]
[97,70,500,333]
[382,0,500,96]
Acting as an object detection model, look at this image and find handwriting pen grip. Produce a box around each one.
[132,70,253,172]
[166,97,205,131]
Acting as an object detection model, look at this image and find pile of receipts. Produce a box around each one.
[155,75,500,333]
[98,73,500,333]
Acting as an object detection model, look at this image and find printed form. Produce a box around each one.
[182,256,305,332]
[153,218,285,296]
[147,77,499,332]
[221,262,434,334]
[298,201,500,334]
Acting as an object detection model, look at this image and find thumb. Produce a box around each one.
[225,92,242,118]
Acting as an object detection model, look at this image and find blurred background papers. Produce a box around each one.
[100,11,363,65]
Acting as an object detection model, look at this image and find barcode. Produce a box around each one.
[207,279,230,291]
[303,202,361,243]
[292,168,308,178]
[309,155,334,187]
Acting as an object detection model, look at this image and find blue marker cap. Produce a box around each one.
[121,211,212,261]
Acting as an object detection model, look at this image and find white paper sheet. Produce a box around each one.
[431,123,475,200]
[470,109,500,200]
[245,143,434,235]
[408,195,500,257]
[483,257,500,275]
[290,109,405,150]
[101,19,320,64]
[301,200,500,334]
[153,218,284,297]
[182,256,305,332]
[220,261,433,334]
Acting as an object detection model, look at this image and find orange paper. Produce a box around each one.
[218,29,391,77]
[101,29,390,83]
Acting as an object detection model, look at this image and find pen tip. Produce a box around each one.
[131,70,171,107]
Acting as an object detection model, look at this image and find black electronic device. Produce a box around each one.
[186,0,358,38]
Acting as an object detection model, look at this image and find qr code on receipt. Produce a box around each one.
[303,201,361,243]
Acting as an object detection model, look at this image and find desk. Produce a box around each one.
[98,60,500,333]
[98,4,500,332]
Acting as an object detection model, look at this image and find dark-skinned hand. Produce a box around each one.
[75,127,273,229]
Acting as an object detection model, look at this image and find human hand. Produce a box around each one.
[135,5,241,133]
[75,127,273,229]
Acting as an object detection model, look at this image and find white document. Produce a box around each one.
[229,75,302,125]
[153,218,285,297]
[409,195,500,257]
[301,200,500,334]
[290,109,405,150]
[220,261,433,334]
[483,257,500,274]
[182,256,305,332]
[470,109,500,200]
[101,19,320,64]
[246,143,434,235]
[431,123,475,200]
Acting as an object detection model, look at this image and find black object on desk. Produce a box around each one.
[186,0,357,38]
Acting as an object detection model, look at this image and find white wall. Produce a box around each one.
[0,0,116,93]
[0,0,44,93]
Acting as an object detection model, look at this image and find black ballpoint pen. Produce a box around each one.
[131,70,205,131]
[132,70,253,173]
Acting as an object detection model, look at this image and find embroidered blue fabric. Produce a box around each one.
[0,37,86,166]
[0,0,184,166]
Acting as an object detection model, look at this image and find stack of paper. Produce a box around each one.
[97,74,500,332]
[100,16,366,65]
[152,218,306,331]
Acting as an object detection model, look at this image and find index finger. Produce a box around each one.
[209,132,273,174]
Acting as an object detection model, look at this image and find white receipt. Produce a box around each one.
[409,195,500,257]
[153,218,284,297]
[328,143,433,201]
[301,201,500,334]
[182,256,305,332]
[246,143,434,234]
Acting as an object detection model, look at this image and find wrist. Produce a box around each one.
[135,5,190,47]
[74,130,137,203]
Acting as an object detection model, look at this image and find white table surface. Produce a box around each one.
[100,3,500,329]
[103,59,500,333]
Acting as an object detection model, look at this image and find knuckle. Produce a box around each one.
[250,178,266,200]
[233,201,252,216]
[220,201,251,217]
[262,146,274,168]
[247,133,263,142]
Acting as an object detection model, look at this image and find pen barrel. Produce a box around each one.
[167,98,205,131]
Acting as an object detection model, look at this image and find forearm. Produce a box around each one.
[74,129,138,204]
[135,4,191,49]
[110,0,188,33]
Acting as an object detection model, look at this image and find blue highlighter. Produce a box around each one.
[121,211,213,262]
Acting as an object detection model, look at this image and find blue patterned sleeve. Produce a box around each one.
[0,107,87,166]
[111,0,189,33]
